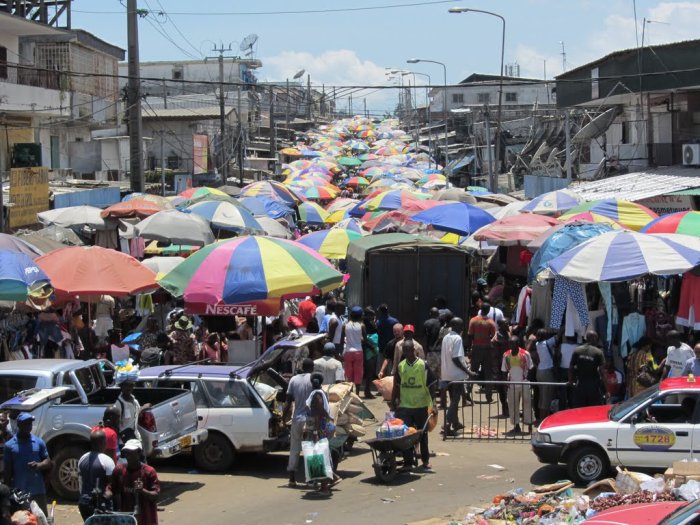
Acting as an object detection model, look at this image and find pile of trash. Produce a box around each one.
[323,382,375,439]
[460,467,700,525]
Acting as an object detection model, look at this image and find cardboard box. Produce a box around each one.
[673,461,700,476]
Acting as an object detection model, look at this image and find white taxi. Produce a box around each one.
[531,376,700,485]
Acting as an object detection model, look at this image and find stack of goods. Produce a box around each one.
[376,416,408,438]
[114,359,139,384]
[322,382,374,438]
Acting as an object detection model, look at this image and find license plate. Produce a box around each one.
[179,435,192,448]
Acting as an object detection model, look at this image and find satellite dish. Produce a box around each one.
[293,69,305,80]
[240,33,258,52]
[572,107,620,143]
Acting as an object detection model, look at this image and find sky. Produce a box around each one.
[70,0,700,112]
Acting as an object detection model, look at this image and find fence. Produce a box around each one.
[0,62,61,91]
[441,379,569,442]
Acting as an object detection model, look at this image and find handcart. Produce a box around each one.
[83,514,136,525]
[365,429,424,482]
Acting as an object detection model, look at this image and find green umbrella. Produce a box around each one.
[338,156,362,167]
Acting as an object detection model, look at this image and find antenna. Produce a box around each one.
[240,33,258,56]
[559,41,567,72]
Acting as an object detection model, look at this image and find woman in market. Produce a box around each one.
[305,373,341,497]
[201,332,222,363]
[626,336,661,397]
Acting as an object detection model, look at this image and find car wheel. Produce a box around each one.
[51,445,87,500]
[194,432,235,472]
[567,446,609,486]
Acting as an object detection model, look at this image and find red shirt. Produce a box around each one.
[298,299,317,328]
[113,463,160,525]
[468,315,496,347]
[91,425,118,463]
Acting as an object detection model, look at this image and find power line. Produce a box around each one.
[75,0,456,16]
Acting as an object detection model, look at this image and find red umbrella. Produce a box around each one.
[36,246,157,297]
[473,214,558,246]
[100,198,169,219]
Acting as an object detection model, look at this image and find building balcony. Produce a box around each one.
[0,62,68,116]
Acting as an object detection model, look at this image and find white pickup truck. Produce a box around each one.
[531,376,700,485]
[0,359,207,499]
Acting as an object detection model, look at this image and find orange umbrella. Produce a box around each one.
[473,214,558,246]
[100,198,169,219]
[36,246,157,297]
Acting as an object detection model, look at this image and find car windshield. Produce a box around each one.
[610,384,659,421]
[661,498,699,524]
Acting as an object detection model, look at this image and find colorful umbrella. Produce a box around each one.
[101,198,168,219]
[0,251,51,301]
[240,180,303,205]
[350,190,431,217]
[331,218,367,235]
[157,236,344,306]
[520,189,584,215]
[473,214,559,246]
[326,198,359,214]
[559,199,657,231]
[641,211,700,235]
[548,231,700,282]
[298,202,330,225]
[186,201,264,234]
[145,241,200,257]
[122,193,172,208]
[338,156,362,167]
[134,209,215,246]
[559,212,623,228]
[411,202,496,236]
[344,176,370,188]
[280,147,302,156]
[325,209,352,224]
[302,185,338,201]
[179,187,229,200]
[239,196,293,219]
[36,246,157,297]
[0,233,44,259]
[297,229,362,259]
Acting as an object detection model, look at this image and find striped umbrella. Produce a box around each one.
[411,202,496,236]
[641,211,700,235]
[186,200,264,234]
[325,209,352,224]
[473,214,559,246]
[559,199,657,231]
[560,212,624,229]
[331,217,367,235]
[520,189,584,215]
[326,198,359,214]
[298,201,330,225]
[240,180,303,205]
[298,229,362,259]
[343,176,370,188]
[350,190,432,217]
[302,185,338,201]
[157,236,344,306]
[179,187,229,200]
[548,231,700,282]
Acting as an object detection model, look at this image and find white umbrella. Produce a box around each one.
[487,200,531,220]
[38,205,108,230]
[134,209,214,246]
[256,216,293,239]
[142,256,186,279]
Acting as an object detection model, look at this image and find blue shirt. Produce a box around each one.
[5,434,49,495]
[377,314,399,353]
[681,357,700,377]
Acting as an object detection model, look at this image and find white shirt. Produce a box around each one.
[78,451,115,494]
[667,343,695,378]
[314,356,345,385]
[487,307,505,324]
[315,305,326,329]
[440,331,467,382]
[343,321,364,353]
[535,337,557,370]
[560,343,578,369]
[117,394,141,437]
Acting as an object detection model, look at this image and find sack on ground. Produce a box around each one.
[372,376,394,401]
[302,438,333,482]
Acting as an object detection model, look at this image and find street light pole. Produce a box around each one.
[407,58,449,169]
[448,7,505,190]
[405,70,432,165]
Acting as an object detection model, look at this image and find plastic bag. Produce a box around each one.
[678,479,700,501]
[615,468,653,495]
[373,376,394,401]
[639,477,666,494]
[302,438,333,482]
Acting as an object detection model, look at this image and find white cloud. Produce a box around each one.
[260,49,398,113]
[514,44,565,80]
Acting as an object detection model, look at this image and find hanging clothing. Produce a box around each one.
[677,272,700,330]
[515,286,532,328]
[598,282,618,352]
[619,312,646,359]
[129,237,146,259]
[136,294,154,317]
[95,229,118,250]
[530,279,553,327]
[550,277,589,336]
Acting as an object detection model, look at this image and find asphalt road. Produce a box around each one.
[53,398,569,525]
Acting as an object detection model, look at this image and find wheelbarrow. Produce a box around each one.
[365,429,425,483]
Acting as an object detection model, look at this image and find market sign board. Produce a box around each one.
[9,167,49,228]
[192,134,208,175]
[186,303,259,316]
[638,195,694,216]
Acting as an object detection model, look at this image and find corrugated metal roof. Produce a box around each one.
[142,106,233,120]
[669,188,700,196]
[568,166,700,201]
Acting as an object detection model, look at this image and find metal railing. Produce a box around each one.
[0,62,61,91]
[441,379,569,441]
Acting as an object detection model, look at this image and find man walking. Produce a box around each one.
[376,304,399,359]
[501,336,534,435]
[78,430,115,519]
[680,343,700,377]
[663,331,695,379]
[390,325,424,376]
[441,317,472,436]
[569,331,606,408]
[314,342,344,385]
[391,340,433,470]
[113,440,160,525]
[467,305,497,403]
[3,413,52,515]
[284,358,314,487]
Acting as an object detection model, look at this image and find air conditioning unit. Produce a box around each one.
[683,143,700,166]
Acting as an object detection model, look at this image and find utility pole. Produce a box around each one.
[363,98,367,118]
[484,105,495,192]
[349,93,353,116]
[207,44,235,181]
[127,0,144,192]
[269,85,276,158]
[565,110,572,180]
[307,74,312,121]
[237,84,243,186]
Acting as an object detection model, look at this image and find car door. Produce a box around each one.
[155,379,210,429]
[616,392,698,468]
[201,379,269,451]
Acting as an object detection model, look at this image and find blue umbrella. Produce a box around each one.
[186,200,264,234]
[239,196,294,220]
[521,189,584,215]
[528,222,613,282]
[0,250,51,301]
[411,202,496,236]
[300,149,321,157]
